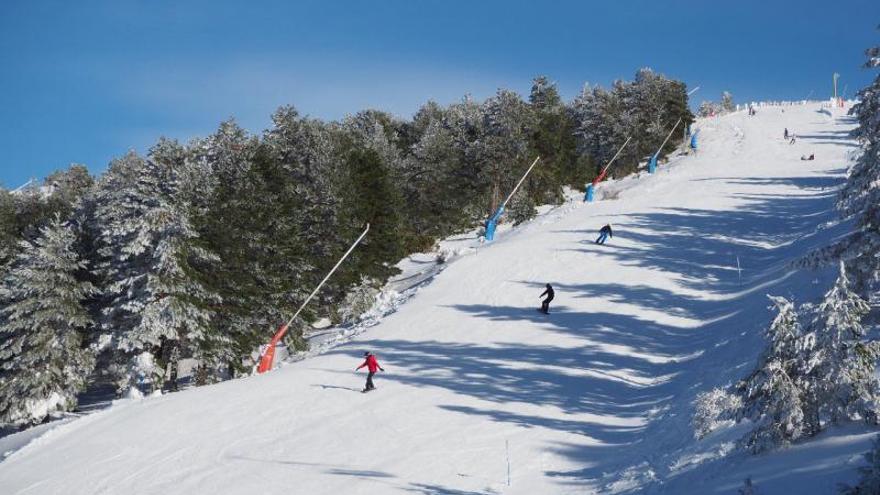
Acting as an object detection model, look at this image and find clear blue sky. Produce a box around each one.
[1,0,877,187]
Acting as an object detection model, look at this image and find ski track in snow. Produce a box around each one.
[0,102,876,494]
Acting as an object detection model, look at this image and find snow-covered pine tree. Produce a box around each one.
[527,75,576,203]
[92,147,220,394]
[441,95,489,221]
[479,89,531,215]
[698,100,719,117]
[739,296,808,452]
[802,262,877,427]
[837,33,880,299]
[407,103,468,244]
[742,359,806,452]
[721,91,736,113]
[0,216,95,424]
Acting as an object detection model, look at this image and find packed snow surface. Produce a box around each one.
[0,102,874,494]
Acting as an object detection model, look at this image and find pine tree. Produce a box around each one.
[341,147,405,283]
[837,32,880,299]
[740,296,807,452]
[0,217,95,424]
[479,89,531,215]
[721,91,736,113]
[92,148,220,393]
[802,262,877,426]
[528,76,577,201]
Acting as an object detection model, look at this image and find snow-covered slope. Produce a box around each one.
[0,102,873,494]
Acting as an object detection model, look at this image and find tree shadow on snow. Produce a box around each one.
[323,166,848,485]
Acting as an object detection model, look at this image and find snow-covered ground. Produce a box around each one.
[0,102,873,494]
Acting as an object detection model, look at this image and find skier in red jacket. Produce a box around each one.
[356,351,384,392]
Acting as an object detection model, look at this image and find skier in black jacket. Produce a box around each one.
[596,224,613,245]
[539,284,554,314]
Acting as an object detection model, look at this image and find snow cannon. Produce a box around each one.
[485,206,505,241]
[690,131,699,151]
[584,183,594,202]
[648,155,658,174]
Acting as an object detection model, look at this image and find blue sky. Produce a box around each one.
[1,0,877,187]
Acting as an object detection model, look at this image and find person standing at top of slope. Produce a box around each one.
[596,224,613,245]
[539,283,555,314]
[356,351,384,392]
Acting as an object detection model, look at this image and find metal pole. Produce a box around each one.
[500,156,541,211]
[602,136,632,176]
[506,440,511,486]
[284,224,371,328]
[652,117,682,161]
[736,256,742,286]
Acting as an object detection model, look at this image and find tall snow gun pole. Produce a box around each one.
[257,223,370,373]
[585,136,630,202]
[685,86,700,141]
[485,156,541,241]
[648,117,682,174]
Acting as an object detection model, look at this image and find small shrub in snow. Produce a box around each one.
[739,477,758,495]
[692,387,742,439]
[840,435,880,495]
[332,280,380,325]
[507,191,537,226]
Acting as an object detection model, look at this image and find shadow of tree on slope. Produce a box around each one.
[323,168,846,485]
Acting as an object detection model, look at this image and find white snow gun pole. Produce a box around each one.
[257,223,370,373]
[485,156,541,241]
[687,86,701,96]
[648,118,682,173]
[501,156,541,211]
[601,136,631,177]
[585,137,630,202]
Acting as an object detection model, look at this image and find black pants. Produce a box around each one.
[365,371,376,390]
[541,298,552,314]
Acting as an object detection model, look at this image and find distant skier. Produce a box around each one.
[784,128,789,139]
[356,351,384,392]
[539,283,554,314]
[595,224,613,245]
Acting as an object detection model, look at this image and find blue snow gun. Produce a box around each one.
[647,154,658,174]
[484,156,542,242]
[690,130,699,151]
[484,206,505,241]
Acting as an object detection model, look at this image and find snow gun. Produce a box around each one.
[585,136,630,202]
[648,118,682,174]
[485,156,541,241]
[257,223,370,373]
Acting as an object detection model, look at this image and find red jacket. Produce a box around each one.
[357,354,382,373]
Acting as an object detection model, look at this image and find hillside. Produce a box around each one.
[0,101,873,494]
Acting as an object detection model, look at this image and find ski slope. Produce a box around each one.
[0,102,874,494]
